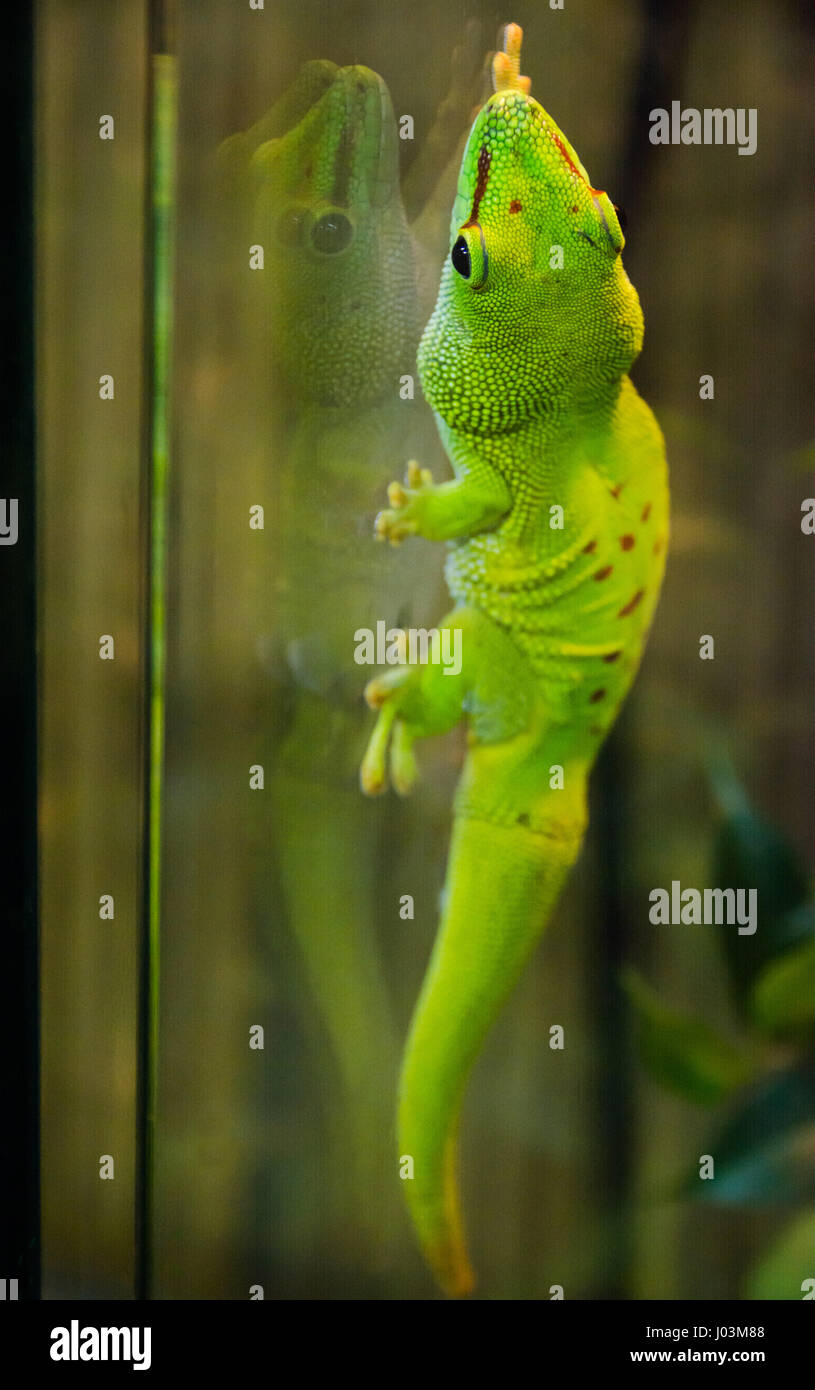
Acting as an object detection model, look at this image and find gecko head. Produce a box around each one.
[245,62,418,404]
[419,79,644,431]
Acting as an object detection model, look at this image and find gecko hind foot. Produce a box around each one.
[360,669,419,796]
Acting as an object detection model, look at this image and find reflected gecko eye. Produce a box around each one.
[613,203,627,233]
[451,235,471,278]
[311,211,353,255]
[277,206,309,248]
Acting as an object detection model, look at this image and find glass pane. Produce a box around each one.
[38,0,148,1298]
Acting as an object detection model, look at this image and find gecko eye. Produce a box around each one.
[451,236,471,278]
[451,224,488,289]
[311,211,353,255]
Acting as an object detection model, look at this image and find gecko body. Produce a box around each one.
[361,25,669,1296]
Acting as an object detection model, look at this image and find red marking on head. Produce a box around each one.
[619,589,645,617]
[620,535,635,551]
[594,565,613,581]
[509,199,522,214]
[603,651,622,663]
[552,132,584,183]
[582,540,597,554]
[463,146,492,227]
[590,689,606,703]
[641,503,652,522]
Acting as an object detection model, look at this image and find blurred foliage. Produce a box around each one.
[746,1208,815,1301]
[688,1066,815,1207]
[710,761,814,1002]
[628,766,815,1294]
[622,968,751,1106]
[752,935,815,1035]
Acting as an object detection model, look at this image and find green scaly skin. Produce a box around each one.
[361,25,669,1297]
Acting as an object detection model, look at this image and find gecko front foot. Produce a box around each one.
[374,460,436,545]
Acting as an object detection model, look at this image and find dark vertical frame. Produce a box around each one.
[136,0,176,1302]
[0,3,40,1301]
[135,9,158,1304]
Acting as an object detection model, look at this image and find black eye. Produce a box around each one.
[277,207,308,248]
[451,235,471,278]
[613,203,627,233]
[311,212,353,255]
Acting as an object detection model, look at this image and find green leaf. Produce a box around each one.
[686,1065,815,1205]
[745,1209,815,1299]
[622,968,751,1106]
[751,931,815,1035]
[709,767,812,999]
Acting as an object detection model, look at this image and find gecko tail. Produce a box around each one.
[398,808,585,1297]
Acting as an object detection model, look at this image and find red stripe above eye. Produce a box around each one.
[463,147,492,228]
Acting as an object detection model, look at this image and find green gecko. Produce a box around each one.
[361,23,669,1297]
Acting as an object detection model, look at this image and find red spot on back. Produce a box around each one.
[463,146,492,227]
[619,589,645,617]
[620,535,635,550]
[590,689,606,703]
[603,651,622,663]
[509,199,522,213]
[594,565,613,581]
[610,483,623,500]
[641,502,652,522]
[571,205,578,213]
[582,540,597,554]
